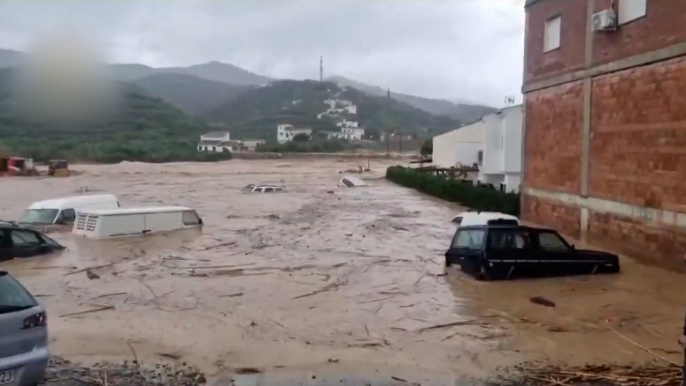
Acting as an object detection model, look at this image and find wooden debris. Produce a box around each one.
[164,256,210,262]
[417,319,480,332]
[611,329,681,366]
[234,367,262,374]
[86,269,100,280]
[64,262,117,276]
[391,376,408,383]
[60,306,115,318]
[517,363,682,386]
[188,263,255,270]
[529,296,556,308]
[219,292,244,298]
[158,352,181,360]
[292,279,348,299]
[92,292,127,299]
[201,241,237,251]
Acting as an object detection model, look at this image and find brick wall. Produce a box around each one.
[524,0,588,83]
[522,195,581,239]
[590,56,686,211]
[593,0,686,67]
[524,81,583,194]
[588,211,686,270]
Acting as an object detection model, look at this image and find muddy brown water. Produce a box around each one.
[1,159,685,384]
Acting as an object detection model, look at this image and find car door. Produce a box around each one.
[0,230,12,262]
[9,229,44,258]
[535,231,575,274]
[445,228,486,269]
[486,228,533,279]
[55,208,76,225]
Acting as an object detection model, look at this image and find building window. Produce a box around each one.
[544,16,561,52]
[618,0,647,25]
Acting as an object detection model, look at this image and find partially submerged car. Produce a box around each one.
[0,271,49,386]
[0,223,65,261]
[20,194,120,227]
[452,211,519,227]
[445,224,620,280]
[338,175,367,188]
[73,206,203,239]
[242,184,285,193]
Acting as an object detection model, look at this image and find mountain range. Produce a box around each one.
[0,48,495,121]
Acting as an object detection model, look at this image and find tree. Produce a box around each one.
[293,133,311,142]
[420,139,433,156]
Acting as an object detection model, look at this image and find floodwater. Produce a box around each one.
[1,159,685,384]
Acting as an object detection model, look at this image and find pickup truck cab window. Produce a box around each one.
[488,229,530,250]
[452,230,485,249]
[538,231,570,251]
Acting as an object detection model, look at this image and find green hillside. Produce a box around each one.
[134,73,248,115]
[203,80,460,140]
[0,68,226,163]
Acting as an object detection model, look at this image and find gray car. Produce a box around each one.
[0,271,49,386]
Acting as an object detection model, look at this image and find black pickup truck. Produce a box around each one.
[445,225,620,280]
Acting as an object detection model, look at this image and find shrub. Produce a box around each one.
[385,166,520,216]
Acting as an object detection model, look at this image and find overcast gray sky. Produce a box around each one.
[0,0,525,107]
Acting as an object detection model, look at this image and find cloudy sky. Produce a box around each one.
[0,0,525,107]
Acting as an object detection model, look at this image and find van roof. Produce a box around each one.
[28,194,118,210]
[78,206,193,216]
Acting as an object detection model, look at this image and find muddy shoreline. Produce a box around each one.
[1,159,684,383]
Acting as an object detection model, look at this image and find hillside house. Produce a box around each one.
[277,124,312,144]
[197,131,232,153]
[341,127,365,141]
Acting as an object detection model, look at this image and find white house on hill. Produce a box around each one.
[277,124,312,144]
[431,105,522,192]
[198,131,232,153]
[342,127,365,141]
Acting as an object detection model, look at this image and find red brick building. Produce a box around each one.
[522,0,686,268]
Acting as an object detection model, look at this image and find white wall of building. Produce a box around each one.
[432,121,485,169]
[277,124,312,143]
[479,105,523,192]
[342,127,365,141]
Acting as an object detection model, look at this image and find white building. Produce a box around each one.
[432,122,485,170]
[336,119,359,128]
[479,105,523,192]
[277,124,312,144]
[431,105,523,193]
[341,127,365,141]
[198,131,232,153]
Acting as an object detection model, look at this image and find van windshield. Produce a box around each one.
[20,209,59,224]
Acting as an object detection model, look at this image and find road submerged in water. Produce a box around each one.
[1,159,685,385]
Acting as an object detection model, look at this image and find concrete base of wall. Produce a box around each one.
[523,187,686,270]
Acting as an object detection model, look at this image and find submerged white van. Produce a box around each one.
[20,194,120,226]
[72,206,203,239]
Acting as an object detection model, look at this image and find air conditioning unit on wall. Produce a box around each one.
[593,9,617,31]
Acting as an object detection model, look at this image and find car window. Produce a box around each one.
[40,234,62,247]
[342,179,355,187]
[538,232,570,251]
[264,188,274,193]
[451,230,485,249]
[0,273,37,314]
[11,230,41,247]
[452,216,463,225]
[182,211,201,225]
[57,208,76,223]
[489,230,530,250]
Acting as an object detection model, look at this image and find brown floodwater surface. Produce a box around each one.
[0,159,684,383]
